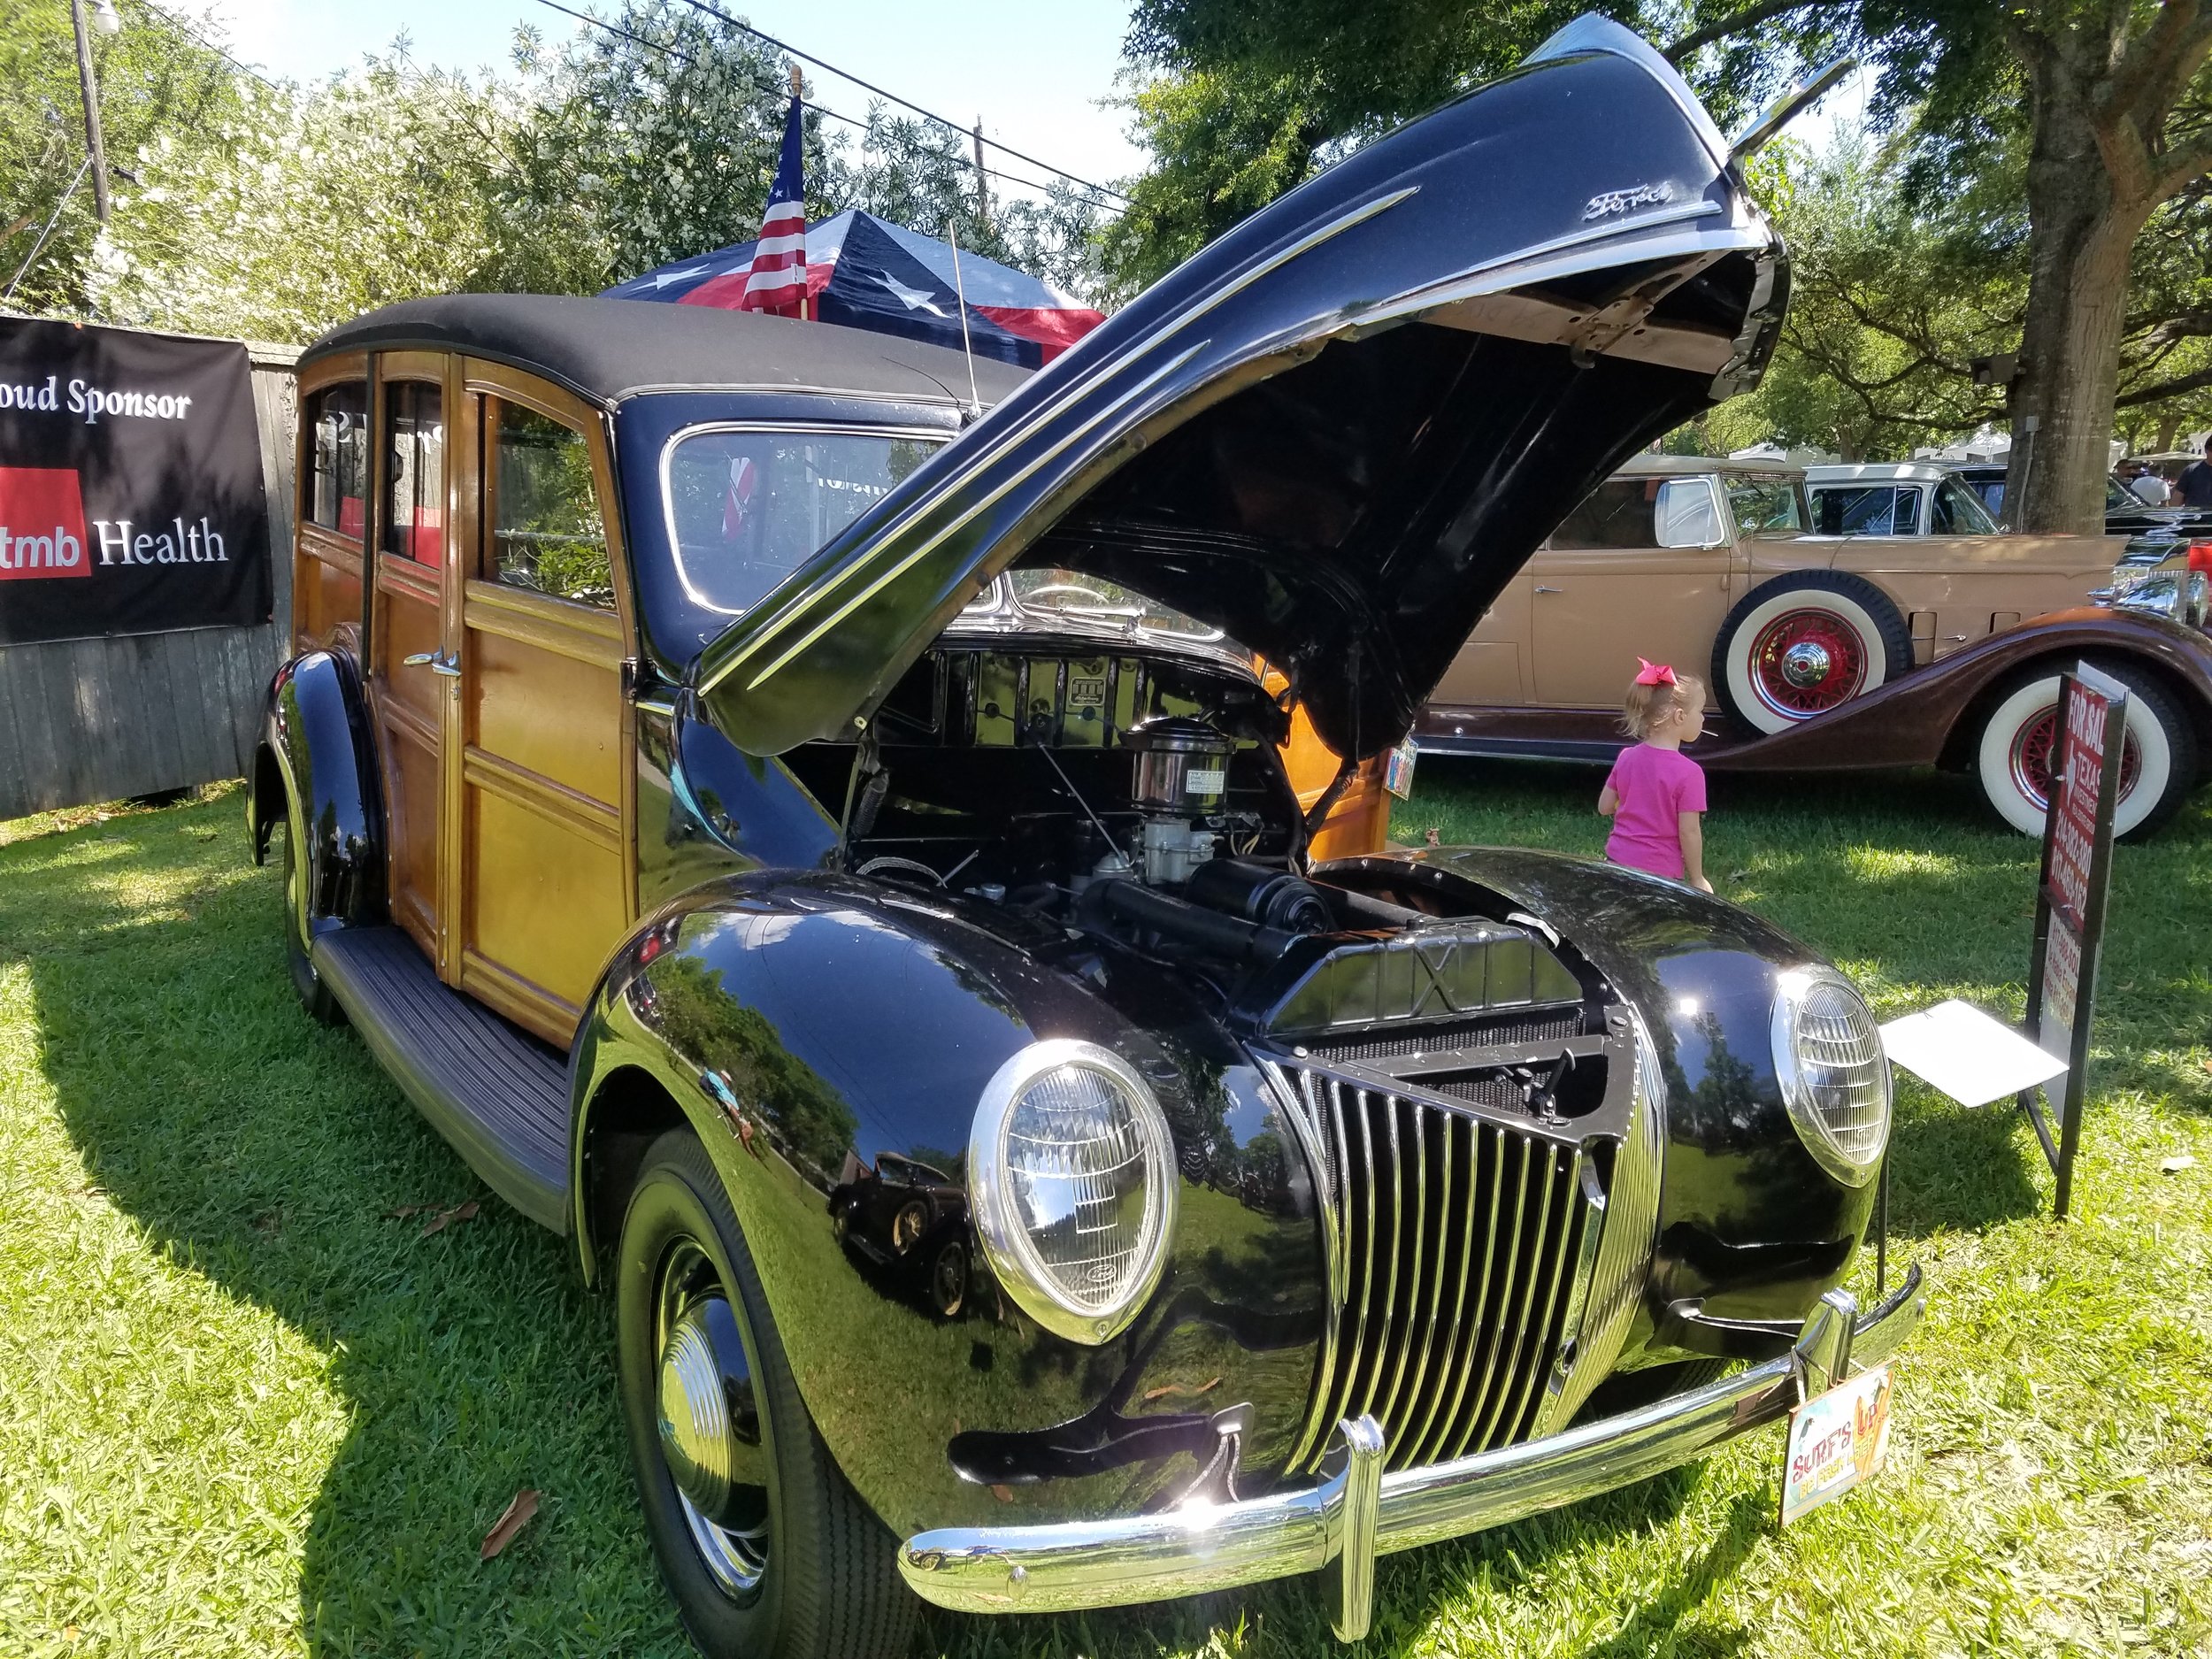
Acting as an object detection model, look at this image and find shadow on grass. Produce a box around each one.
[0,799,689,1656]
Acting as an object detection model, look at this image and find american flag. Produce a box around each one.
[738,77,809,319]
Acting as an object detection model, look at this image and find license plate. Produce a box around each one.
[1779,1363,1894,1527]
[1384,736,1418,800]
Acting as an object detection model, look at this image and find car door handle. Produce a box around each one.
[1534,585,1564,594]
[403,650,461,677]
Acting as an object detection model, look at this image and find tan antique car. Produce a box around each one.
[1418,453,2212,837]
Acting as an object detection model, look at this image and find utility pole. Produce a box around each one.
[69,0,113,224]
[972,118,990,232]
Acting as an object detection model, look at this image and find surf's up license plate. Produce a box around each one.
[1779,1363,1894,1527]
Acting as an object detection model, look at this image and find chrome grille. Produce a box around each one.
[1294,1010,1583,1066]
[1271,1064,1595,1473]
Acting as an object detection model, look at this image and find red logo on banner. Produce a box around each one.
[0,467,92,581]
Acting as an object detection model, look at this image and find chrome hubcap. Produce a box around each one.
[1780,640,1832,688]
[654,1248,769,1599]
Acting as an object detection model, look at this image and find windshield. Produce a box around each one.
[1723,472,1806,534]
[663,427,941,615]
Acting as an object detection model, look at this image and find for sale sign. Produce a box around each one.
[0,318,269,645]
[2022,664,2127,1218]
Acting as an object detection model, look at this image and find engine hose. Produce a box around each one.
[1089,878,1299,964]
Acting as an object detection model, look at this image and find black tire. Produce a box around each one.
[616,1130,915,1659]
[276,810,343,1025]
[1711,571,1914,734]
[1970,661,2199,841]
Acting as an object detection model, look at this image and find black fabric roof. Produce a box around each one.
[300,293,1033,409]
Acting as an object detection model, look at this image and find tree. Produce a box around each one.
[2,0,240,313]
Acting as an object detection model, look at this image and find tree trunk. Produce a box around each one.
[2008,37,2151,534]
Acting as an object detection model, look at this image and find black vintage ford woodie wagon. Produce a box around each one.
[246,17,1923,1657]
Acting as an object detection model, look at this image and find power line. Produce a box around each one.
[131,0,288,96]
[532,0,1121,207]
[662,0,1130,204]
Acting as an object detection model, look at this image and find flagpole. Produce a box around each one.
[790,65,810,322]
[947,218,982,420]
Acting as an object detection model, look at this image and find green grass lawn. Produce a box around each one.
[1,764,2208,1657]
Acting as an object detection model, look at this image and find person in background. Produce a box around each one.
[2176,453,2212,509]
[1598,659,1712,893]
[2124,461,2172,506]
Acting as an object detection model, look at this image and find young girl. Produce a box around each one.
[1598,659,1712,891]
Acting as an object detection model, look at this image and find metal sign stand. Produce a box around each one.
[2019,663,2128,1218]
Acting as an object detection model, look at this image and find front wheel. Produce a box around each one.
[1971,665,2197,840]
[616,1130,915,1659]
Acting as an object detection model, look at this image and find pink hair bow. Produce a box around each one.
[1635,658,1678,687]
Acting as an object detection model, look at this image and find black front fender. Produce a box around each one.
[250,651,385,927]
[569,872,1325,1540]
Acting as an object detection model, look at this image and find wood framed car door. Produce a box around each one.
[450,361,636,1045]
[365,352,460,971]
[1531,476,1734,709]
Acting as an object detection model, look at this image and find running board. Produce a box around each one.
[314,927,571,1233]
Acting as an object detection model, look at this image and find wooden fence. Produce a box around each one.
[0,339,298,822]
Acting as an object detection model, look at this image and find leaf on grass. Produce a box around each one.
[383,1203,432,1219]
[1423,827,1441,848]
[1142,1376,1224,1402]
[420,1199,481,1238]
[2160,1155,2196,1174]
[1728,869,1751,882]
[480,1488,538,1560]
[989,1484,1013,1502]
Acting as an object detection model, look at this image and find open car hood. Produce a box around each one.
[695,17,1788,759]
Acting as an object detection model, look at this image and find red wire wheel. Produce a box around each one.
[1747,608,1869,719]
[1712,572,1915,735]
[2007,707,2142,810]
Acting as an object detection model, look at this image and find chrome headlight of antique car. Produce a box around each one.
[1770,968,1891,1186]
[2100,543,2212,629]
[967,1040,1178,1343]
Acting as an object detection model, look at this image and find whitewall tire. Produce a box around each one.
[1713,572,1915,735]
[1971,667,2195,840]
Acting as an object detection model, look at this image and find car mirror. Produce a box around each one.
[1654,480,1725,548]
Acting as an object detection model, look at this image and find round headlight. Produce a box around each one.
[967,1040,1177,1343]
[1770,968,1890,1186]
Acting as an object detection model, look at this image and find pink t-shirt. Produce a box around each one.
[1603,743,1708,879]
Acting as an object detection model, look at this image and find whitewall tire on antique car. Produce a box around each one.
[1713,572,1915,734]
[616,1130,915,1659]
[1971,665,2196,841]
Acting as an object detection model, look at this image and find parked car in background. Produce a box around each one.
[1951,459,2212,539]
[1804,460,2003,537]
[1421,454,2212,837]
[242,21,1925,1655]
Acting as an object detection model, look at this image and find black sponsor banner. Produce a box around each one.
[0,317,271,645]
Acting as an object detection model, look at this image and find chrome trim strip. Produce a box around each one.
[1328,1415,1386,1641]
[1402,1113,1478,1463]
[1415,1123,1501,1465]
[1356,1093,1407,1423]
[1496,1148,1585,1442]
[1392,1108,1449,1450]
[1265,1063,1344,1473]
[1470,1139,1554,1453]
[898,1265,1925,1620]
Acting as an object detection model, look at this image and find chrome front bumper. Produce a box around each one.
[900,1265,1924,1640]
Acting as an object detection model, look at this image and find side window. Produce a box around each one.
[1897,487,1926,534]
[1549,479,1660,549]
[306,382,368,541]
[488,398,614,610]
[1932,476,1997,534]
[381,380,444,565]
[1815,486,1903,535]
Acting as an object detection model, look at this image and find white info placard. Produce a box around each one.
[1878,999,2069,1109]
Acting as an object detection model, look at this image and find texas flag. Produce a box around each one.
[738,81,809,319]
